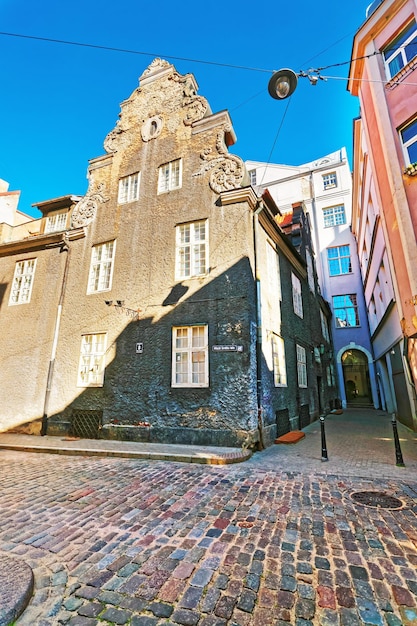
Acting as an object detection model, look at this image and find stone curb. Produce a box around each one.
[0,556,33,626]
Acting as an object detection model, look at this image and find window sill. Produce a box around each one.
[386,56,417,90]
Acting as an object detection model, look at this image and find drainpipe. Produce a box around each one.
[41,237,70,435]
[253,202,265,450]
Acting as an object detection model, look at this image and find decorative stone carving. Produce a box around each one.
[140,58,171,80]
[193,126,244,193]
[141,115,163,141]
[183,96,209,126]
[71,183,109,228]
[104,117,130,154]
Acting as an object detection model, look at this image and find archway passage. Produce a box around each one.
[342,349,373,406]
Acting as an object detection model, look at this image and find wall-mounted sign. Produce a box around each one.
[212,345,243,352]
[136,343,144,353]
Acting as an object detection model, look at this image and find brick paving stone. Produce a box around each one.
[179,585,203,609]
[317,586,336,609]
[236,589,257,613]
[130,617,159,626]
[170,608,200,625]
[100,607,131,623]
[76,602,104,618]
[295,598,316,620]
[67,618,99,626]
[392,584,415,606]
[339,607,361,626]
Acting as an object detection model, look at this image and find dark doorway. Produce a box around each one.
[342,349,372,406]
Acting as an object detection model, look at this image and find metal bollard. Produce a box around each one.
[320,415,328,462]
[391,413,405,467]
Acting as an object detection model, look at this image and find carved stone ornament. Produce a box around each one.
[183,96,209,126]
[141,115,163,142]
[140,58,172,79]
[71,183,109,228]
[193,127,244,193]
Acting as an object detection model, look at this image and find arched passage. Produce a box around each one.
[341,348,373,406]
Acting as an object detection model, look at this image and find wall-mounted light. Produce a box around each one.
[105,300,113,306]
[116,300,125,307]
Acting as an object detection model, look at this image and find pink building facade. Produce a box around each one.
[348,0,417,430]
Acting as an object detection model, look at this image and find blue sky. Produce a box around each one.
[1,0,368,218]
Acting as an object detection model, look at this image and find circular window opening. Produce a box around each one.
[350,491,404,509]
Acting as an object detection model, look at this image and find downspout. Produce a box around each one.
[41,236,70,435]
[253,201,265,450]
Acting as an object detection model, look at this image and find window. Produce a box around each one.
[296,344,307,388]
[158,159,182,193]
[88,241,115,294]
[322,172,337,190]
[327,245,352,276]
[9,259,36,305]
[118,172,140,204]
[292,272,303,318]
[172,325,208,387]
[323,205,346,227]
[333,294,360,328]
[400,118,417,165]
[176,220,207,279]
[78,333,107,387]
[320,310,330,342]
[45,213,67,233]
[249,170,257,185]
[266,242,281,300]
[383,20,417,79]
[306,249,315,292]
[272,335,287,386]
[327,364,336,387]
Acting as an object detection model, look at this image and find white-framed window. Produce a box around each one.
[296,344,307,388]
[45,213,68,233]
[333,294,360,328]
[77,333,107,387]
[176,220,207,279]
[383,20,417,80]
[172,325,208,388]
[400,118,417,165]
[272,335,287,386]
[118,172,140,204]
[249,170,257,185]
[322,172,337,190]
[266,241,281,300]
[87,241,115,294]
[327,245,352,276]
[292,272,303,318]
[320,310,330,342]
[158,159,182,193]
[323,205,346,227]
[9,259,36,305]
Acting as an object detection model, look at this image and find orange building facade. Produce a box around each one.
[348,0,417,430]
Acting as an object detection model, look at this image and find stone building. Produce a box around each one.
[246,149,377,410]
[0,59,336,447]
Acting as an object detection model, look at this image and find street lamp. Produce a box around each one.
[268,69,298,100]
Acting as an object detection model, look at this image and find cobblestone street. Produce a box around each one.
[1,409,417,625]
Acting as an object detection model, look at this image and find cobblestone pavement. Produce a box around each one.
[0,409,416,626]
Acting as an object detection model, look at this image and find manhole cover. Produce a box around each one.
[350,491,404,509]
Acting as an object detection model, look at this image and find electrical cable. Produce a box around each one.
[0,31,273,74]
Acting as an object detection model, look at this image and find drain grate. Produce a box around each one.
[350,491,404,509]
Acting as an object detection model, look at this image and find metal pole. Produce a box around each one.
[391,413,405,467]
[320,415,328,461]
